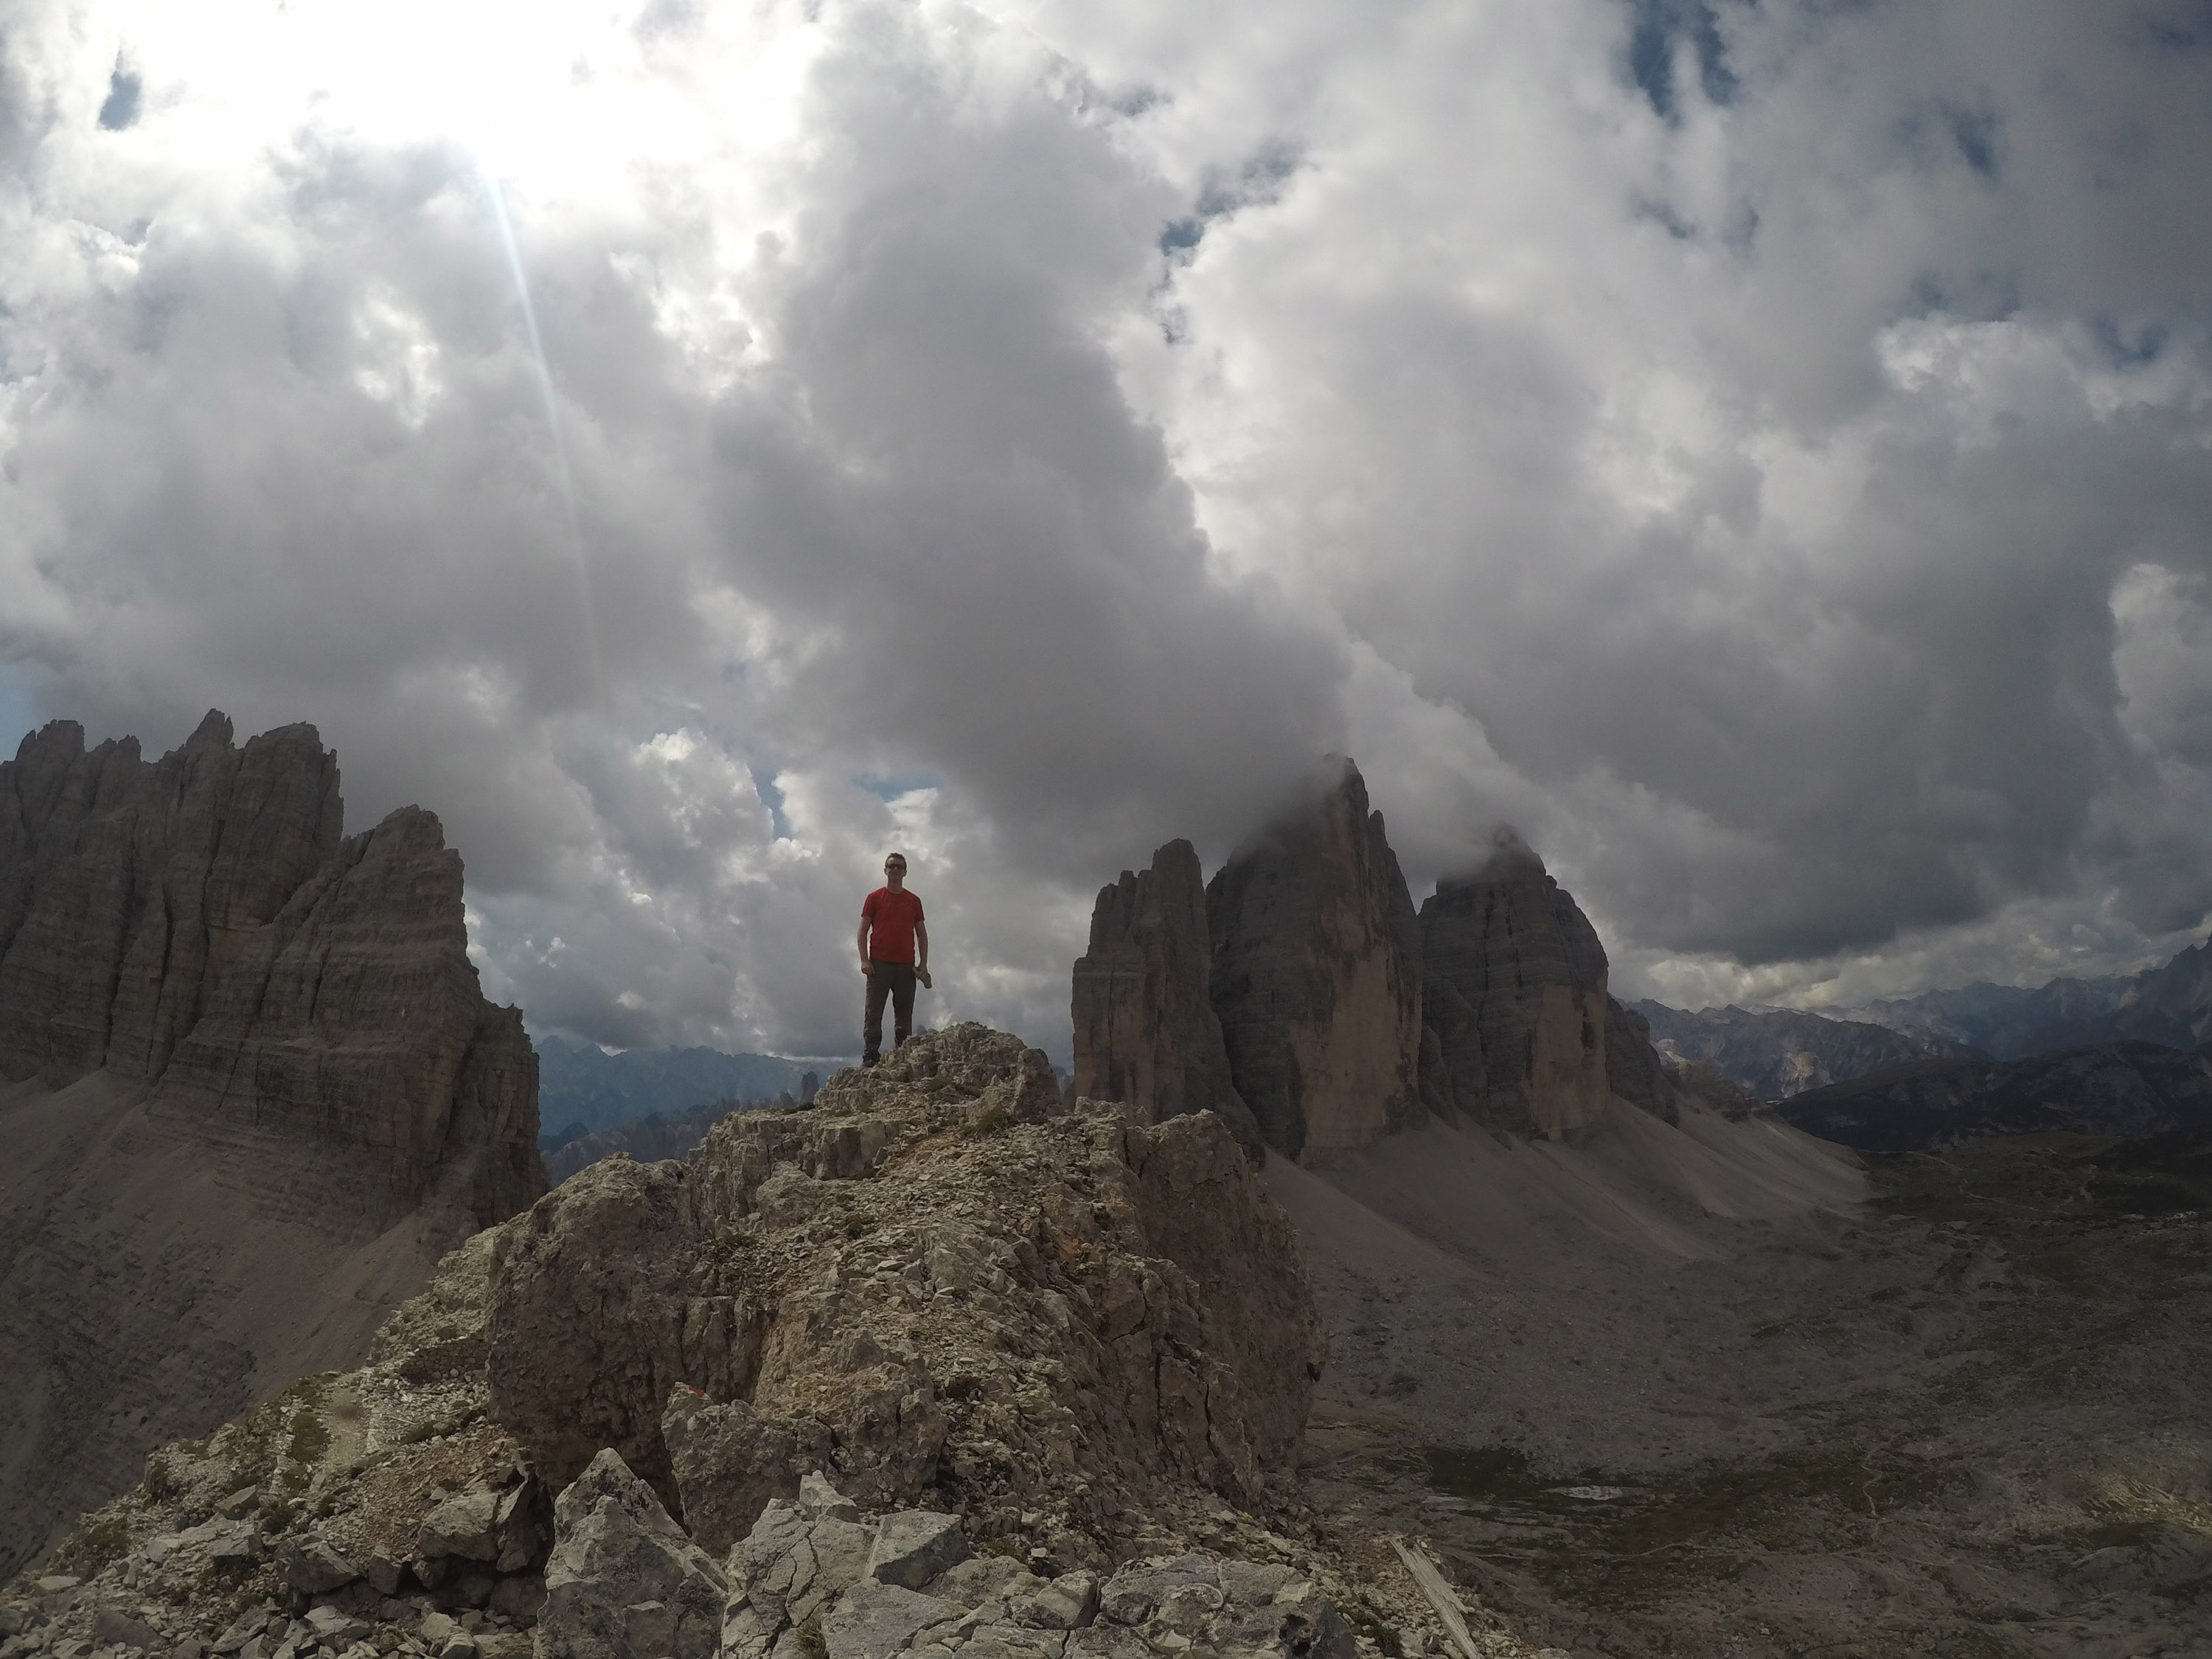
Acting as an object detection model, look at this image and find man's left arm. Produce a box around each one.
[914,919,929,975]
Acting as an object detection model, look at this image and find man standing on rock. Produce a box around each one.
[858,852,930,1065]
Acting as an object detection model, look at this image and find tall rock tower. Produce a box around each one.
[1419,830,1618,1139]
[1205,758,1425,1161]
[1071,838,1265,1161]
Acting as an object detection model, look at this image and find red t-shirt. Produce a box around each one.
[861,887,925,964]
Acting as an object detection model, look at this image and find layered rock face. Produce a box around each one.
[0,711,342,1087]
[484,1026,1323,1551]
[1069,838,1265,1161]
[1205,760,1424,1161]
[1075,764,1719,1158]
[0,714,541,1578]
[0,710,540,1229]
[1417,832,1615,1139]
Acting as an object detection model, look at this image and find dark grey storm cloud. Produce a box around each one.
[2,0,2208,1051]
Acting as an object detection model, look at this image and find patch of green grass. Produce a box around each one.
[53,1510,132,1576]
[140,1450,179,1502]
[963,1102,1015,1138]
[1426,1440,1956,1606]
[1343,1605,1405,1657]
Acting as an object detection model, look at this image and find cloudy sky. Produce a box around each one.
[3,0,2209,1058]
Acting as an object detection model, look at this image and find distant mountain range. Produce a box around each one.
[1640,933,2212,1102]
[533,1036,836,1143]
[1846,938,2212,1058]
[1631,1001,1972,1099]
[541,1099,748,1183]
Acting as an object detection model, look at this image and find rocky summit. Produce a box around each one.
[4,1025,1554,1659]
[0,714,541,1579]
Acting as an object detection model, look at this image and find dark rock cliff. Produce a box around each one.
[1204,760,1424,1161]
[0,712,542,1577]
[1417,832,1616,1139]
[0,711,341,1087]
[0,711,538,1233]
[1070,838,1265,1162]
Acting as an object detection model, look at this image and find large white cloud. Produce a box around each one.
[2,0,2208,1058]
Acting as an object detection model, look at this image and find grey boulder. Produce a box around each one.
[865,1512,968,1590]
[278,1534,358,1596]
[535,1449,726,1659]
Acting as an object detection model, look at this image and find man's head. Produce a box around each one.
[883,852,908,890]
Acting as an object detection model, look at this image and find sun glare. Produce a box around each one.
[88,0,823,210]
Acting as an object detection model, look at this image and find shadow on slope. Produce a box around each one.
[0,1073,475,1576]
[1282,1102,2212,1657]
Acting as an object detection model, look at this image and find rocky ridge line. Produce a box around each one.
[4,1025,1557,1659]
[1632,1000,1978,1100]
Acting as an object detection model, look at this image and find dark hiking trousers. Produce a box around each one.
[863,960,917,1062]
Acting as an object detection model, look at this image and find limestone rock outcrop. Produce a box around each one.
[1602,996,1682,1124]
[1205,759,1423,1161]
[1070,839,1264,1163]
[1073,765,1719,1156]
[0,713,542,1578]
[484,1025,1324,1556]
[538,1450,726,1659]
[1417,830,1618,1139]
[0,712,538,1230]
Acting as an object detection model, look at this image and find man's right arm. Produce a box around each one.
[856,914,872,974]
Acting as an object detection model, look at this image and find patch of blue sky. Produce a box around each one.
[2140,0,2212,55]
[1904,267,2022,323]
[1624,0,1738,122]
[1159,140,1304,260]
[751,767,793,839]
[2090,314,2172,369]
[0,664,43,757]
[97,61,141,131]
[855,769,940,802]
[1943,103,2002,181]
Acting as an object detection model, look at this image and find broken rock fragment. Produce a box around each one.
[864,1511,968,1590]
[661,1390,835,1560]
[276,1532,358,1596]
[535,1449,725,1659]
[720,1478,1358,1659]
